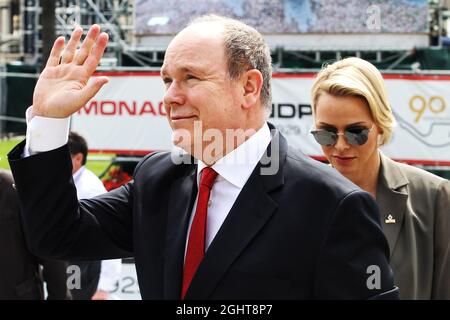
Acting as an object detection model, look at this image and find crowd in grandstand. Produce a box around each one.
[135,0,428,34]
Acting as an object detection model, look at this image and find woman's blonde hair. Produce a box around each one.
[311,57,396,146]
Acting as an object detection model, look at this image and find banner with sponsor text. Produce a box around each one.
[71,72,450,165]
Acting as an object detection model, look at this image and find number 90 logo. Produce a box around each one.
[409,95,446,122]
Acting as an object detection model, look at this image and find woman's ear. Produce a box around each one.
[376,124,384,134]
[241,69,263,110]
[376,125,384,146]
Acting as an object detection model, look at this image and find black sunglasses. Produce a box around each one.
[311,124,374,146]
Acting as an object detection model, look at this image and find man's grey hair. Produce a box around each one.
[189,15,273,115]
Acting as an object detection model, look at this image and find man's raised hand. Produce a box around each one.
[32,25,109,118]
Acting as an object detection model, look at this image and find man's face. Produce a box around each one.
[161,24,244,159]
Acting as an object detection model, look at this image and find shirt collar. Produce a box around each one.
[72,165,85,183]
[197,123,272,188]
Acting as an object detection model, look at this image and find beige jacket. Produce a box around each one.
[376,153,450,299]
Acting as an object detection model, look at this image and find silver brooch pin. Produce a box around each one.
[385,214,396,224]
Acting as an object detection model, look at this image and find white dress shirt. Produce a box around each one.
[73,166,107,200]
[24,107,70,155]
[187,123,272,254]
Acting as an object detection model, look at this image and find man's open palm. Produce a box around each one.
[33,25,109,118]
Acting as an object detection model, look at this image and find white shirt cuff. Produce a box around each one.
[24,107,70,156]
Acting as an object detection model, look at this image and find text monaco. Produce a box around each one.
[78,100,313,119]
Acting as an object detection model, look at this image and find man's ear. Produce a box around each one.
[241,69,263,110]
[73,153,84,166]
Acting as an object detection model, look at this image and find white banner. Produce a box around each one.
[71,72,450,165]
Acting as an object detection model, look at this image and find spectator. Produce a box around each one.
[68,132,122,300]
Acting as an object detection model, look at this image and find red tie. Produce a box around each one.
[181,167,218,299]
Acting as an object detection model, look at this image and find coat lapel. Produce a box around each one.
[184,131,287,299]
[376,153,409,257]
[163,161,197,299]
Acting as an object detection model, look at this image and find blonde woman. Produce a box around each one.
[310,57,450,299]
